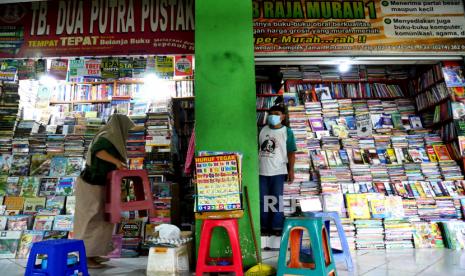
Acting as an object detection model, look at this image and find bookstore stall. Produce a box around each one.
[255,59,465,250]
[0,56,196,259]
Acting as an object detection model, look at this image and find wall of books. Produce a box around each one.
[257,62,465,250]
[0,56,194,259]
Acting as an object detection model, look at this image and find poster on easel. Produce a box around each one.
[194,154,242,212]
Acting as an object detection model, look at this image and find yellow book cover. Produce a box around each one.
[345,194,370,219]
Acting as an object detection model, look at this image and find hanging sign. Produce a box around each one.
[174,55,193,77]
[155,56,174,78]
[195,154,242,212]
[0,0,194,58]
[49,59,68,80]
[253,0,465,55]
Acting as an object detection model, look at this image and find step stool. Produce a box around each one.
[147,244,189,275]
[196,219,243,276]
[25,239,89,276]
[303,211,354,271]
[277,217,337,276]
[105,169,155,223]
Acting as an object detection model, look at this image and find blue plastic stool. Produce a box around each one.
[303,211,354,272]
[25,239,89,276]
[277,217,337,276]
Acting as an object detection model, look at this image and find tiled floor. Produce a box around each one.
[3,249,465,275]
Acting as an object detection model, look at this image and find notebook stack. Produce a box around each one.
[354,219,385,250]
[383,219,414,249]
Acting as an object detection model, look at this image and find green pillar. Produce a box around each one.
[194,0,259,268]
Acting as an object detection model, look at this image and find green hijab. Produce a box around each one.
[86,114,135,166]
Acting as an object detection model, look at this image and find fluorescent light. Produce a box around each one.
[39,75,56,87]
[338,62,351,73]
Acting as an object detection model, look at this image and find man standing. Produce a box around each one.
[259,104,296,235]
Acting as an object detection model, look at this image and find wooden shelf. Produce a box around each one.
[256,94,280,97]
[172,96,195,100]
[412,78,445,97]
[284,79,407,84]
[426,117,453,129]
[417,96,451,113]
[50,99,111,104]
[333,96,403,100]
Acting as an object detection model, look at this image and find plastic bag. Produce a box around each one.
[155,224,181,240]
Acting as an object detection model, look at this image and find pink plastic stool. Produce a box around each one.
[105,169,155,223]
[196,219,243,276]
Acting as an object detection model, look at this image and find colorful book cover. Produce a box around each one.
[332,125,348,138]
[418,148,430,162]
[393,182,409,198]
[429,181,446,197]
[65,157,83,177]
[52,215,74,231]
[433,145,452,162]
[65,196,76,215]
[4,196,24,211]
[16,230,44,259]
[0,216,7,230]
[339,150,350,165]
[368,149,380,165]
[459,136,465,156]
[385,148,398,164]
[345,194,370,219]
[0,154,12,175]
[48,157,68,177]
[144,224,157,242]
[9,155,30,176]
[356,113,372,137]
[309,118,324,132]
[412,222,433,248]
[38,178,58,197]
[345,116,356,130]
[117,219,144,238]
[45,196,66,212]
[33,215,54,231]
[426,146,439,162]
[6,177,20,196]
[43,230,68,240]
[23,197,46,214]
[55,177,75,196]
[385,196,405,218]
[374,182,387,195]
[442,63,465,87]
[371,114,383,129]
[420,182,435,198]
[0,231,22,258]
[430,222,444,248]
[19,177,40,197]
[7,216,30,231]
[408,149,423,163]
[409,115,423,129]
[0,176,7,196]
[394,148,404,164]
[29,154,51,176]
[402,148,414,163]
[106,234,123,258]
[376,149,387,164]
[391,112,402,129]
[369,199,386,219]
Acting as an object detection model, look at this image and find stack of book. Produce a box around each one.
[354,219,385,250]
[127,115,146,170]
[384,219,414,249]
[145,112,173,175]
[0,83,20,153]
[288,106,310,182]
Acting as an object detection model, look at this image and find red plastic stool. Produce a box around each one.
[105,169,155,223]
[196,219,244,276]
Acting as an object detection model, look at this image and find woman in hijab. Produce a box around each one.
[74,114,135,268]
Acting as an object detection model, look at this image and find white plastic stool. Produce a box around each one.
[147,245,189,275]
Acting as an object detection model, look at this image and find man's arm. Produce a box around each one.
[287,151,295,183]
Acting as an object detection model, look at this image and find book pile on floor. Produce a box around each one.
[354,219,385,250]
[383,219,414,249]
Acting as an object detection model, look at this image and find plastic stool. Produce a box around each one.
[25,239,89,276]
[105,169,155,223]
[277,217,337,276]
[196,219,243,275]
[303,212,354,272]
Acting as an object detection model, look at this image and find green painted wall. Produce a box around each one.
[194,0,259,268]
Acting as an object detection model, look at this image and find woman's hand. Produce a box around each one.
[115,161,127,170]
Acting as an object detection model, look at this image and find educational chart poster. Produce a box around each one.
[0,0,194,58]
[253,0,465,55]
[195,154,242,212]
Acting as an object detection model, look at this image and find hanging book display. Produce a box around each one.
[194,154,242,212]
